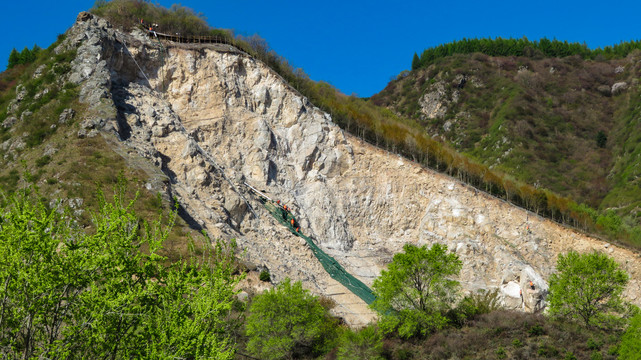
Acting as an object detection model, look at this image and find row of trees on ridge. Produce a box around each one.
[7,45,41,69]
[411,37,641,70]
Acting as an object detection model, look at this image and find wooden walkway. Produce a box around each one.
[146,29,234,45]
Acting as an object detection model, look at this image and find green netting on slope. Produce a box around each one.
[259,198,376,305]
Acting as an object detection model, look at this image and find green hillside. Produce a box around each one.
[1,1,640,359]
[370,43,641,245]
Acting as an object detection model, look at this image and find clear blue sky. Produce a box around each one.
[2,0,641,97]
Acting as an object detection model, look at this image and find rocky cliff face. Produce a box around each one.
[57,13,641,326]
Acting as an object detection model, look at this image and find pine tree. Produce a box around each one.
[19,47,34,65]
[7,48,19,68]
[31,44,42,58]
[411,52,420,70]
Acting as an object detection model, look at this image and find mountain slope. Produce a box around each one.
[372,49,641,236]
[1,13,640,327]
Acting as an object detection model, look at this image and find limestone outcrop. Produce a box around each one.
[58,12,641,326]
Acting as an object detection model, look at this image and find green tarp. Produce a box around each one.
[260,198,376,305]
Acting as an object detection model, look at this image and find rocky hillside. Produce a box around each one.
[371,50,641,231]
[2,13,641,326]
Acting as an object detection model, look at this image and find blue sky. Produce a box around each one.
[2,1,641,97]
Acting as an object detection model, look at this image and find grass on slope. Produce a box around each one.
[370,51,641,248]
[0,32,201,264]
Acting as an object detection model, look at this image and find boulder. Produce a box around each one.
[520,266,548,313]
[597,85,611,96]
[58,108,75,124]
[612,82,628,95]
[2,116,17,129]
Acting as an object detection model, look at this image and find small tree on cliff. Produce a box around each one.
[371,243,462,338]
[548,251,629,328]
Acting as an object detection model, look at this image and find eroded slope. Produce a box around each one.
[56,13,641,326]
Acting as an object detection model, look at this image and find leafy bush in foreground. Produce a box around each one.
[0,184,240,359]
[245,279,337,359]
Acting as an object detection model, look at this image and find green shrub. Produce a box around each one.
[512,339,523,348]
[590,350,603,360]
[452,288,502,324]
[529,325,545,336]
[606,345,618,356]
[336,325,384,360]
[371,243,462,338]
[587,338,602,351]
[35,155,51,168]
[537,343,559,357]
[259,269,270,282]
[25,127,53,148]
[7,45,41,69]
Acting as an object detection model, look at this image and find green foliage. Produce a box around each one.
[450,288,502,325]
[7,49,19,69]
[538,343,560,357]
[587,338,603,351]
[336,325,384,360]
[548,251,629,328]
[245,279,336,359]
[528,324,545,336]
[19,46,37,65]
[411,52,420,71]
[618,312,641,359]
[512,339,523,347]
[6,45,40,69]
[372,243,462,338]
[259,269,271,282]
[565,352,578,360]
[91,0,230,38]
[0,183,240,359]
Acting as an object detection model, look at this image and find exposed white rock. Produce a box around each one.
[612,81,628,95]
[419,81,449,119]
